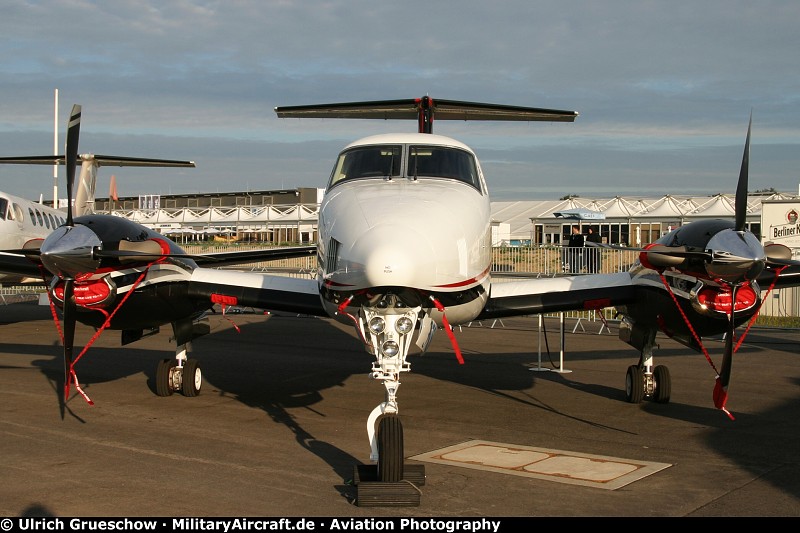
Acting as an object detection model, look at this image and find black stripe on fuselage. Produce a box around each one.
[319,283,487,311]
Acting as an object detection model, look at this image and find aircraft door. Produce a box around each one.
[8,202,25,231]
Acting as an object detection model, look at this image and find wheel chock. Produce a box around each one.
[356,481,421,507]
[353,463,426,485]
[353,463,426,507]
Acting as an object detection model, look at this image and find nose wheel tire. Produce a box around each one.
[377,415,404,482]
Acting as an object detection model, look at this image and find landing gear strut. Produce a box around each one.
[349,298,427,506]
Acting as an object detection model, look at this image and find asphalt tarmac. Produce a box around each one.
[1,301,798,518]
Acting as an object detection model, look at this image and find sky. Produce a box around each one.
[1,0,799,203]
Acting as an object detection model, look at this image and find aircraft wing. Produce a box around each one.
[0,246,315,275]
[0,245,316,297]
[478,272,636,319]
[275,98,578,122]
[0,155,195,168]
[0,252,46,280]
[758,264,800,290]
[193,245,316,267]
[188,267,326,316]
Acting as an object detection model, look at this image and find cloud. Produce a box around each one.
[1,0,799,200]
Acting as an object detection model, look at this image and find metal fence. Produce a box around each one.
[2,245,784,320]
[181,243,799,319]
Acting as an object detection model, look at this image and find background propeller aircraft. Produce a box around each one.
[590,115,800,419]
[0,105,314,400]
[0,190,67,284]
[1,98,799,506]
[0,141,197,284]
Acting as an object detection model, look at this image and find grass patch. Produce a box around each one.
[754,315,800,328]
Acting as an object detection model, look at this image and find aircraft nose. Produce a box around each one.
[40,224,102,279]
[362,244,415,286]
[349,226,427,287]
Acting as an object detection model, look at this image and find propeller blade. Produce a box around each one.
[93,250,218,262]
[115,239,167,262]
[61,279,76,402]
[0,248,42,256]
[734,113,752,232]
[56,97,83,401]
[64,105,82,227]
[764,243,800,267]
[606,243,713,262]
[0,240,46,262]
[94,240,219,263]
[637,244,713,269]
[713,285,737,412]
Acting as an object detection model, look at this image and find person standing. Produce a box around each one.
[567,225,585,273]
[586,226,601,273]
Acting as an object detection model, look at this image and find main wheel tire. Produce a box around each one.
[377,415,404,482]
[156,359,177,397]
[181,359,202,397]
[625,365,645,404]
[653,365,672,404]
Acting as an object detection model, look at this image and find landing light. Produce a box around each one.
[396,317,413,334]
[381,341,399,357]
[369,317,386,334]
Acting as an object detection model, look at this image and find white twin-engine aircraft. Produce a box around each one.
[0,191,68,283]
[3,98,799,506]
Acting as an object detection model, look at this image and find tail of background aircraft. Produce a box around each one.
[0,154,196,216]
[74,155,98,216]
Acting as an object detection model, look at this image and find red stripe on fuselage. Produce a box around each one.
[433,266,491,289]
[322,266,491,290]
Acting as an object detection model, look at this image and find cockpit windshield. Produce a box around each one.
[408,145,480,190]
[329,145,402,187]
[0,198,7,221]
[328,144,482,193]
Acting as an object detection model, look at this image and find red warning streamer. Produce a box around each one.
[430,296,464,365]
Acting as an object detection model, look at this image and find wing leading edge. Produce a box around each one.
[188,268,326,317]
[193,245,316,267]
[478,273,636,319]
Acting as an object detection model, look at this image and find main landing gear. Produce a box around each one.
[623,327,672,404]
[155,343,203,397]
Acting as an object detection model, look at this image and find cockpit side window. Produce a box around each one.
[0,198,7,221]
[329,145,402,188]
[408,146,481,193]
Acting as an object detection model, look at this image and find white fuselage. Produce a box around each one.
[316,133,493,325]
[0,192,66,283]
